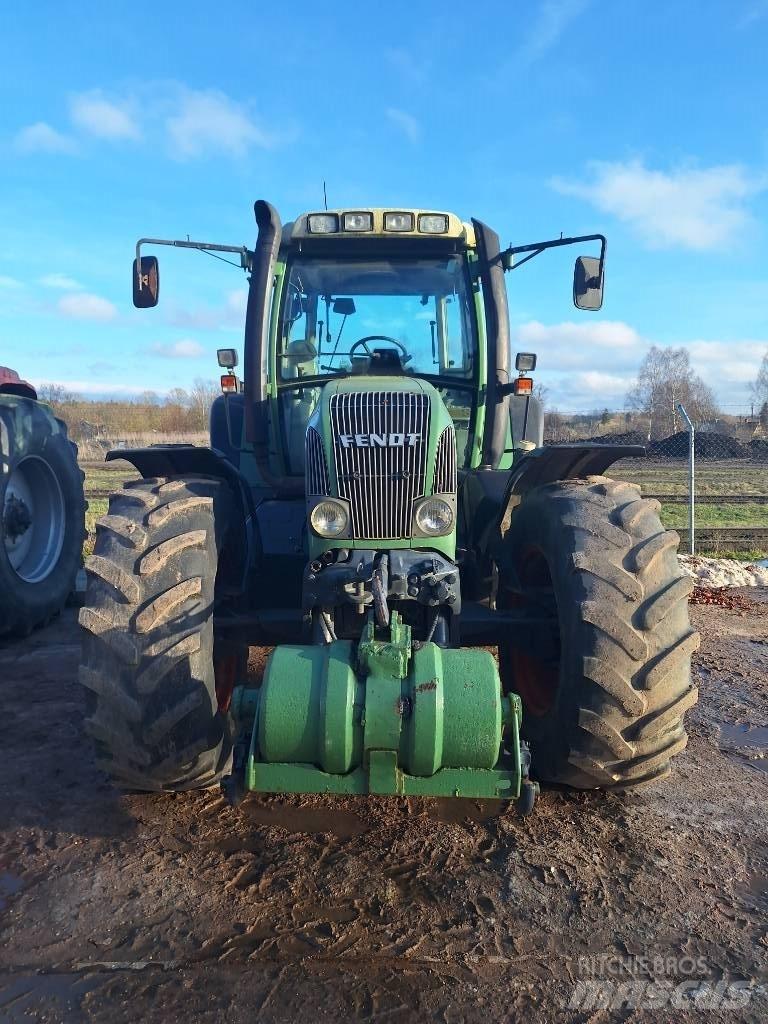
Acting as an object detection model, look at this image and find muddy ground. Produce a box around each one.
[0,597,766,1022]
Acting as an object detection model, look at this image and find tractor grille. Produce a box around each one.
[433,427,457,493]
[305,427,330,495]
[330,391,430,539]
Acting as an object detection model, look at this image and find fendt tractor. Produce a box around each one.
[0,368,84,637]
[79,202,699,813]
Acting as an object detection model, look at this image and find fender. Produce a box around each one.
[504,443,646,502]
[105,444,259,592]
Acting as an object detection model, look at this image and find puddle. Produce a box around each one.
[0,870,24,911]
[718,723,768,774]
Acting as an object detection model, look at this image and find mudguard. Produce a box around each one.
[504,443,645,500]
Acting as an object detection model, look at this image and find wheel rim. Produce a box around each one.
[502,545,561,717]
[3,455,66,583]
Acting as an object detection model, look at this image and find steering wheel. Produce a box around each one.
[349,335,412,363]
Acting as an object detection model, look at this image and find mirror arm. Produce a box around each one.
[499,232,606,282]
[134,237,254,295]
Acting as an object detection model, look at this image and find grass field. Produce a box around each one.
[611,458,768,496]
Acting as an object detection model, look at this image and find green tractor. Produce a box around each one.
[79,202,698,810]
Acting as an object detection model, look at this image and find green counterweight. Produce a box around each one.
[235,613,524,800]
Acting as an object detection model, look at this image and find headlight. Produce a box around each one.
[342,211,373,232]
[418,213,449,234]
[415,497,454,536]
[307,213,339,233]
[384,211,414,232]
[310,500,349,538]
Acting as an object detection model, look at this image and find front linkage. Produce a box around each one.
[222,611,538,815]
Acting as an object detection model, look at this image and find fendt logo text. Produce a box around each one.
[337,433,420,448]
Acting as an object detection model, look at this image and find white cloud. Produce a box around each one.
[13,122,77,155]
[511,320,768,410]
[40,273,82,290]
[57,293,117,321]
[551,160,764,250]
[152,339,205,358]
[166,89,274,159]
[685,340,768,385]
[386,108,420,144]
[69,90,141,141]
[513,0,589,69]
[0,275,23,289]
[514,319,644,376]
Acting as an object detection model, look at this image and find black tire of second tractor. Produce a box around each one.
[498,476,700,790]
[0,399,85,637]
[79,475,235,791]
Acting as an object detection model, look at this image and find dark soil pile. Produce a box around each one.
[649,431,748,459]
[585,430,648,445]
[748,438,768,461]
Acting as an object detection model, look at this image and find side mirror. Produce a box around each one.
[333,297,356,315]
[573,255,603,311]
[133,256,159,308]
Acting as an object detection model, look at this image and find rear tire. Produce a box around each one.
[498,476,699,790]
[79,475,235,791]
[0,399,85,637]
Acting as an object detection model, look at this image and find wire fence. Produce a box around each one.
[550,409,768,558]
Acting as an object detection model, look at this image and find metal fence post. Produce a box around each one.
[677,403,695,555]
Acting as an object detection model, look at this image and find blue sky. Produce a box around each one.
[1,0,767,412]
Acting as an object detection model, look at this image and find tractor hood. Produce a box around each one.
[305,376,458,558]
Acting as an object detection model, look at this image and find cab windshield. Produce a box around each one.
[278,256,476,382]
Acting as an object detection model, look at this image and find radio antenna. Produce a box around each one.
[323,180,328,211]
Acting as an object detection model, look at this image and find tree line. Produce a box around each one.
[37,380,220,439]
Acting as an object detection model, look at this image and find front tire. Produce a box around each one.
[79,475,235,791]
[498,476,700,790]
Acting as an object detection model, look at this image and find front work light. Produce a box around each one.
[310,500,349,538]
[307,213,339,233]
[415,497,454,536]
[342,212,373,232]
[217,348,238,368]
[418,213,449,234]
[384,212,414,232]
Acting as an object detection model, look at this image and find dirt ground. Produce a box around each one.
[0,596,766,1023]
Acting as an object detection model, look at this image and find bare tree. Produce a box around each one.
[626,346,718,439]
[750,351,768,407]
[533,382,549,409]
[38,382,76,405]
[165,387,189,407]
[188,378,219,430]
